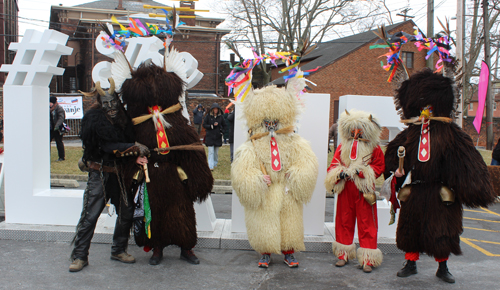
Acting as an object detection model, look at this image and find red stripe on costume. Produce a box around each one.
[405,252,419,261]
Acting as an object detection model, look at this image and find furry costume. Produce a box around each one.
[231,71,319,257]
[120,62,213,254]
[384,69,497,260]
[325,110,385,268]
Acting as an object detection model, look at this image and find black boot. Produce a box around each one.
[149,247,163,266]
[436,261,455,283]
[397,260,417,277]
[180,248,200,264]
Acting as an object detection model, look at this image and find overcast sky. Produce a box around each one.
[16,0,459,59]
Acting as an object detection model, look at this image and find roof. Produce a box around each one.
[75,0,168,13]
[272,21,413,85]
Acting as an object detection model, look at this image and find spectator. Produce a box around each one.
[192,104,205,136]
[328,123,338,153]
[227,108,235,162]
[50,96,66,161]
[223,109,230,144]
[492,138,500,165]
[203,103,226,170]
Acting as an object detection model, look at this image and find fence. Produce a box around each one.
[63,119,82,138]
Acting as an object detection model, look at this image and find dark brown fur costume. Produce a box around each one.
[384,69,496,258]
[121,63,213,250]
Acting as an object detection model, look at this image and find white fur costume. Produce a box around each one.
[231,74,318,254]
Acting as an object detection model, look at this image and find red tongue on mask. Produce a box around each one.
[270,137,282,171]
[350,139,358,160]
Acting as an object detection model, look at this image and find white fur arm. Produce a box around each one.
[286,137,319,204]
[346,164,376,194]
[324,165,347,194]
[231,142,268,209]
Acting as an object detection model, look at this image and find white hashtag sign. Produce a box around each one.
[92,34,203,89]
[0,29,73,86]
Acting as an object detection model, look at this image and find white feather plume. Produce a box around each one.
[111,51,132,92]
[164,47,187,82]
[286,69,309,97]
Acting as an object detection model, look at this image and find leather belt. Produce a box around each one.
[88,161,116,173]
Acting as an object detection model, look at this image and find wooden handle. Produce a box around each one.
[397,146,405,173]
[250,130,270,187]
[143,164,150,183]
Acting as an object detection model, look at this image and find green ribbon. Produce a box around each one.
[143,183,152,239]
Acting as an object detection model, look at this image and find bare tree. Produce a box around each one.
[218,0,379,85]
[463,0,500,108]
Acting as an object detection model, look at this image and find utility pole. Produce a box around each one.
[427,0,434,68]
[456,0,465,127]
[396,8,414,21]
[484,0,494,149]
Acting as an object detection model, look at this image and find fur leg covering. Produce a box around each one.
[357,247,383,267]
[332,241,356,261]
[279,195,306,252]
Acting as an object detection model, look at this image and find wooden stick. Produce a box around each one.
[143,164,150,183]
[398,146,405,173]
[249,129,270,187]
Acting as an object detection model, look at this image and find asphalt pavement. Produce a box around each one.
[0,196,499,289]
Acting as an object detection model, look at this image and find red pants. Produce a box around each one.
[335,181,378,249]
[405,252,448,262]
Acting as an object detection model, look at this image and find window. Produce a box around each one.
[469,103,473,111]
[69,77,77,93]
[401,52,414,69]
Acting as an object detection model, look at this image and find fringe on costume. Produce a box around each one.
[325,165,347,194]
[357,247,383,267]
[347,163,377,194]
[332,241,356,261]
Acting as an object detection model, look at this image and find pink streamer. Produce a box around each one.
[473,61,490,134]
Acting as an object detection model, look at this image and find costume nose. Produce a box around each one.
[353,129,361,139]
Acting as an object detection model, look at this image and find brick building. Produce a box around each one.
[270,21,432,129]
[0,0,18,138]
[49,0,230,115]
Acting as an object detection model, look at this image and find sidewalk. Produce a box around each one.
[1,200,500,289]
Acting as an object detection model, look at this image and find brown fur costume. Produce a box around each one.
[384,69,496,258]
[121,63,213,250]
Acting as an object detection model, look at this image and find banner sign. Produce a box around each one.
[56,96,83,119]
[473,61,490,134]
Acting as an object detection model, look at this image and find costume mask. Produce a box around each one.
[95,78,121,120]
[101,93,120,120]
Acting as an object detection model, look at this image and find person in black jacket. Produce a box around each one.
[50,96,66,161]
[227,108,235,162]
[192,104,205,135]
[69,80,149,273]
[203,103,226,170]
[492,138,500,165]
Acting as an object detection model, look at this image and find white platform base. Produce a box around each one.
[0,218,401,253]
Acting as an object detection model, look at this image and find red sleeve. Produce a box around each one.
[369,146,385,178]
[327,144,343,172]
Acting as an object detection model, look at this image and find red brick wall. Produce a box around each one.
[463,117,500,147]
[173,33,220,93]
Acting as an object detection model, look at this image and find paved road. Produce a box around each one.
[0,198,499,289]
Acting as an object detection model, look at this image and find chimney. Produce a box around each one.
[179,1,195,26]
[230,53,235,65]
[116,0,124,10]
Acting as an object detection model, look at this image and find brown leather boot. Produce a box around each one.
[149,247,163,266]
